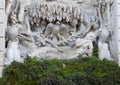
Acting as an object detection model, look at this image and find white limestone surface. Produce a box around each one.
[0,0,5,77]
[116,0,120,66]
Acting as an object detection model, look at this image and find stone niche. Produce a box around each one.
[4,0,116,66]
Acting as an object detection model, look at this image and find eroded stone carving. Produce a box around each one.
[97,24,113,60]
[5,0,13,15]
[5,0,114,65]
[5,24,23,65]
[75,32,96,57]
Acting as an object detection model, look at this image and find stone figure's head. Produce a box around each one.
[75,38,83,47]
[85,32,96,41]
[13,23,22,29]
[7,24,22,41]
[56,21,60,25]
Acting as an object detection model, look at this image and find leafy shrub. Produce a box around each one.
[0,57,120,85]
[93,43,98,57]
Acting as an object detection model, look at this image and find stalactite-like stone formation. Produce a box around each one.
[5,0,114,65]
[29,1,82,23]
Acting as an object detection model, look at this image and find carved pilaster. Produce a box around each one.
[116,0,120,66]
[0,0,5,77]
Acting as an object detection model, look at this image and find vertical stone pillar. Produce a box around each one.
[0,0,5,77]
[116,0,120,66]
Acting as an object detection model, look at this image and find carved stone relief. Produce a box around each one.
[4,0,114,65]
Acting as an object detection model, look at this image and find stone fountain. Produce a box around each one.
[0,0,120,77]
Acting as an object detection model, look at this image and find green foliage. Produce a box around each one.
[93,43,98,57]
[0,57,120,85]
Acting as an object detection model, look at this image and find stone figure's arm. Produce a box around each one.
[5,0,13,15]
[44,23,54,37]
[75,39,88,48]
[97,0,103,23]
[59,24,69,39]
[18,2,25,23]
[45,38,58,48]
[18,34,33,42]
[104,0,113,22]
[89,41,94,50]
[25,15,34,40]
[10,11,18,24]
[87,41,94,56]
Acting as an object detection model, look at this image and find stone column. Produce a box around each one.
[0,0,6,77]
[116,0,120,66]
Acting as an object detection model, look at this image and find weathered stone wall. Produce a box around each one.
[0,0,6,77]
[116,0,120,66]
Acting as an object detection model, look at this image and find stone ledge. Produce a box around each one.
[0,8,5,10]
[0,36,4,38]
[0,22,4,24]
[117,3,120,4]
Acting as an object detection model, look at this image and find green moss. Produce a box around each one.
[0,57,120,85]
